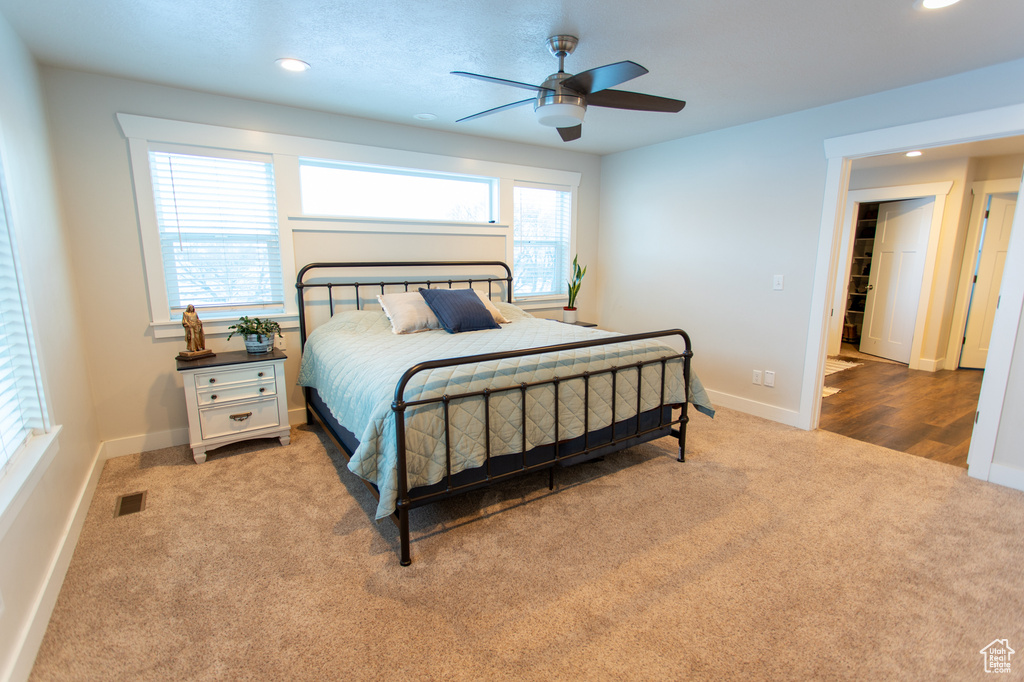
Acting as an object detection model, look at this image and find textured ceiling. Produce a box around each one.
[3,0,1024,155]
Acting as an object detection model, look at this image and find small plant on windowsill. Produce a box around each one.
[227,316,282,354]
[564,255,587,324]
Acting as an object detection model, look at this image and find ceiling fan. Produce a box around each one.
[452,35,686,142]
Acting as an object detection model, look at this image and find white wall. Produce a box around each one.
[39,67,602,450]
[0,16,102,682]
[973,153,1024,182]
[598,58,1024,424]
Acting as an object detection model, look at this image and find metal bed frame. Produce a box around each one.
[297,261,692,565]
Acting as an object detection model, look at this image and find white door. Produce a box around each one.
[960,193,1018,369]
[860,197,934,363]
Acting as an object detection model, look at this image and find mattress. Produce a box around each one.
[298,303,713,519]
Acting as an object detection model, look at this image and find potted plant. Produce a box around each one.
[564,254,587,324]
[227,316,282,354]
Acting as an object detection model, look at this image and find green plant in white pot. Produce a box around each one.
[564,255,587,324]
[227,316,282,354]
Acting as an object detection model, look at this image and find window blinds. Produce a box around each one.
[149,151,284,314]
[513,185,572,298]
[0,163,44,476]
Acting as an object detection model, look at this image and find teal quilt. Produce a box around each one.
[298,304,713,519]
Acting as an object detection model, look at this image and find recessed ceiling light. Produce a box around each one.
[914,0,961,9]
[413,113,438,121]
[276,58,310,72]
[906,150,923,157]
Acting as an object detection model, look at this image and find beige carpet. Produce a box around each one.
[30,408,1024,681]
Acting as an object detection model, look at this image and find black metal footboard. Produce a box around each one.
[390,330,691,565]
[296,262,693,566]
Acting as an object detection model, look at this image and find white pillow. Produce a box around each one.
[493,301,533,321]
[377,292,442,334]
[475,290,511,324]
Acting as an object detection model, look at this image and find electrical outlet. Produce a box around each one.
[274,335,286,351]
[752,370,763,385]
[764,370,776,387]
[773,275,784,291]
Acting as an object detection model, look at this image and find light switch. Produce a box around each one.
[773,275,784,291]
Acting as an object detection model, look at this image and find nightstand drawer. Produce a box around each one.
[176,349,290,463]
[198,396,281,440]
[196,378,277,406]
[195,364,276,388]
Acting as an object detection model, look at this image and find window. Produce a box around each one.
[119,113,580,323]
[0,155,46,478]
[299,158,496,223]
[513,184,573,299]
[148,148,284,317]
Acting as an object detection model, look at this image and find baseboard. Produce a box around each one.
[288,406,308,426]
[915,356,946,372]
[704,389,803,428]
[987,462,1024,493]
[5,442,105,682]
[100,408,309,462]
[99,427,191,460]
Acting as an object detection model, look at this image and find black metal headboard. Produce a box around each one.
[295,261,514,348]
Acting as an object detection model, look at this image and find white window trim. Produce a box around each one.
[508,180,579,308]
[0,128,57,524]
[126,138,298,338]
[0,427,60,541]
[118,113,581,326]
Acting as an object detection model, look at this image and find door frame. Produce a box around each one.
[800,102,1024,490]
[827,182,953,368]
[946,178,1021,367]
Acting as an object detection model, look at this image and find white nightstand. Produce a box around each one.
[176,349,290,463]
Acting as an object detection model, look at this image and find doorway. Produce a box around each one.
[804,110,1024,491]
[824,193,984,468]
[820,167,1022,468]
[842,198,934,364]
[957,187,1019,369]
[825,181,952,368]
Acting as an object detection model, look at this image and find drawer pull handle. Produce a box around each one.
[258,371,264,377]
[230,412,252,422]
[210,395,218,400]
[209,378,216,383]
[259,387,266,393]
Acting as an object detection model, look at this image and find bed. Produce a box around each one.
[296,261,713,565]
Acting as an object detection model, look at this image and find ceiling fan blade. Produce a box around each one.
[451,71,552,93]
[586,89,686,113]
[557,125,582,142]
[560,61,648,95]
[456,98,535,123]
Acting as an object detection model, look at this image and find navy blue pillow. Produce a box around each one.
[418,287,500,334]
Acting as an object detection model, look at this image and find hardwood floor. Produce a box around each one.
[818,356,984,469]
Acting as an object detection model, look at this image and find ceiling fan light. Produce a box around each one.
[535,103,586,128]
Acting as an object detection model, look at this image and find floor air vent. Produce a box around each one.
[115,491,147,517]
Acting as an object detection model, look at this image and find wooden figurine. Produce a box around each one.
[177,304,215,360]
